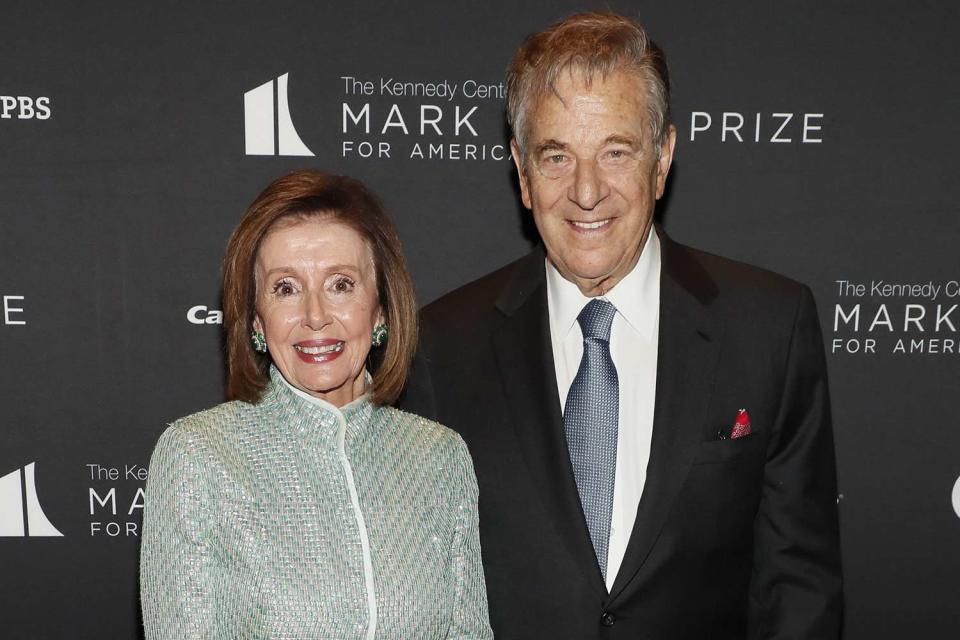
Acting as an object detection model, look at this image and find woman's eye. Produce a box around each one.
[331,276,356,294]
[272,280,296,296]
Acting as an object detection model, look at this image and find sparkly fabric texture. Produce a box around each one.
[563,298,619,581]
[140,367,492,639]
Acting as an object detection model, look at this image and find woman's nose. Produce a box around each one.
[303,293,331,330]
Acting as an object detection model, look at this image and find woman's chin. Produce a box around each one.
[285,363,368,405]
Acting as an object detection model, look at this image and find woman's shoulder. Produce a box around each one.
[372,407,479,506]
[375,404,457,439]
[146,400,269,493]
[169,399,253,435]
[152,399,259,459]
[373,405,473,462]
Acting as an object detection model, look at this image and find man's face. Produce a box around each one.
[512,69,676,296]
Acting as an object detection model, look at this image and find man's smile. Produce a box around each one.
[567,218,614,233]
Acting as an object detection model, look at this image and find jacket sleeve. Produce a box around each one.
[140,424,215,639]
[445,434,494,640]
[748,285,844,639]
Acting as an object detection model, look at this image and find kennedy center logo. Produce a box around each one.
[0,462,64,537]
[244,73,314,156]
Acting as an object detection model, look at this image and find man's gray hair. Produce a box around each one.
[506,12,671,158]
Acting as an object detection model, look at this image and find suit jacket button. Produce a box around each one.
[600,611,616,627]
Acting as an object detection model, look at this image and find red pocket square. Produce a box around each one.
[730,409,752,439]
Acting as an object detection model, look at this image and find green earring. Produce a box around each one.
[371,323,388,347]
[251,330,267,353]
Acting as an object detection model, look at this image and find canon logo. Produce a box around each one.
[187,305,223,325]
[1,96,51,120]
[688,111,823,143]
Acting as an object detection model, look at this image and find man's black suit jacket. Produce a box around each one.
[401,230,842,639]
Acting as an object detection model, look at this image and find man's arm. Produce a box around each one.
[748,285,843,639]
[399,322,440,420]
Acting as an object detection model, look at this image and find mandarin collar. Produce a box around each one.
[261,366,376,448]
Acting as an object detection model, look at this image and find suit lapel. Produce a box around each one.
[607,229,723,604]
[492,248,607,596]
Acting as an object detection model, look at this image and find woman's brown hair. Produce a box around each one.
[222,170,417,406]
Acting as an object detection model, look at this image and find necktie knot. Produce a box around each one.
[577,298,616,341]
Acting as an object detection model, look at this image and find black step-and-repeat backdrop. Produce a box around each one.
[2,1,958,637]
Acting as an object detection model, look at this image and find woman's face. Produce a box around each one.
[253,217,382,407]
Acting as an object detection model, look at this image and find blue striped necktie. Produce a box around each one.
[563,298,619,581]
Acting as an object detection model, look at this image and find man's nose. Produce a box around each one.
[568,159,608,210]
[303,293,331,331]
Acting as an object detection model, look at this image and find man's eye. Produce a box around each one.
[548,154,566,164]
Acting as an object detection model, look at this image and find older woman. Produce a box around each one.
[140,170,492,639]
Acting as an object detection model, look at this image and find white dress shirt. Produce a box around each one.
[546,230,661,591]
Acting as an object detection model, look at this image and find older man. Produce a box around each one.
[403,12,842,640]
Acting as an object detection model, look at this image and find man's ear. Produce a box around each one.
[510,139,533,210]
[654,124,677,200]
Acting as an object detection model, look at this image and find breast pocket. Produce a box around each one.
[691,434,764,465]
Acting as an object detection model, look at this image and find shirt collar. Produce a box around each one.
[545,228,660,341]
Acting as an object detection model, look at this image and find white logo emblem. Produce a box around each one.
[244,73,313,156]
[952,474,960,519]
[0,462,64,537]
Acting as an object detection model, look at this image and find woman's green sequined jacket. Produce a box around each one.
[140,368,492,639]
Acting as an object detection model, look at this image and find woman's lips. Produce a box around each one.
[293,340,345,363]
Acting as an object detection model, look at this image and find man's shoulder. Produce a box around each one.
[665,238,821,362]
[666,237,809,307]
[419,237,814,324]
[422,251,536,320]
